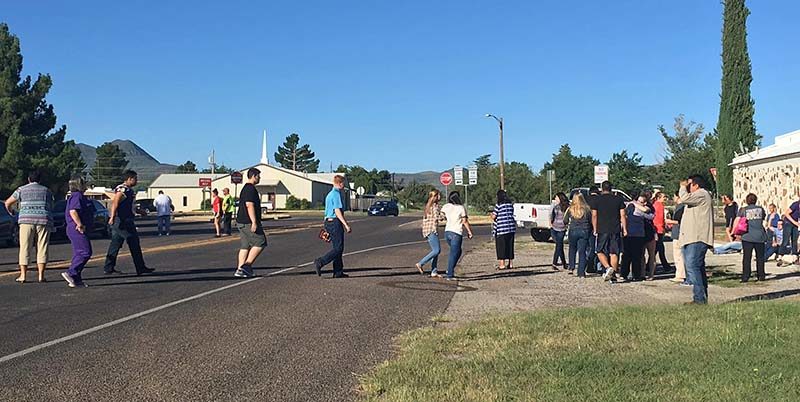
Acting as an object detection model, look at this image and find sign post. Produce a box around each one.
[593,165,609,184]
[453,165,463,186]
[230,172,243,215]
[199,178,212,211]
[547,170,555,201]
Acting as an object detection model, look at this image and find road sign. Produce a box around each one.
[199,178,212,187]
[468,165,478,185]
[439,172,453,186]
[230,171,243,184]
[593,165,608,184]
[454,165,463,186]
[356,186,366,195]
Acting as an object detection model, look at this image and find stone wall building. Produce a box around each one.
[730,129,800,212]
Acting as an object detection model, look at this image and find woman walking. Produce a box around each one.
[492,190,516,270]
[211,188,222,237]
[416,190,443,277]
[733,193,768,282]
[564,193,592,277]
[61,176,94,288]
[441,191,473,280]
[550,192,569,271]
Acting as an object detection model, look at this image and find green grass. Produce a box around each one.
[359,301,800,401]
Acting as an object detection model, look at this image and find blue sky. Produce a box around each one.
[4,0,798,173]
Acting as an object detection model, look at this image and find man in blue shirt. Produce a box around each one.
[314,175,351,278]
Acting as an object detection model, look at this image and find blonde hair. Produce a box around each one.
[568,193,590,220]
[425,189,441,214]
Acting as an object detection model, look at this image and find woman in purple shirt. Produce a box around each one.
[61,177,94,288]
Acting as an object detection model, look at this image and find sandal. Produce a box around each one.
[15,277,25,283]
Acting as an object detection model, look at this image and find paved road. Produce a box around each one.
[0,215,490,401]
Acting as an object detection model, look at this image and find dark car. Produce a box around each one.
[52,199,112,239]
[0,206,18,246]
[135,198,156,216]
[368,200,399,217]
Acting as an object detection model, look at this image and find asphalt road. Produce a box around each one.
[0,215,490,401]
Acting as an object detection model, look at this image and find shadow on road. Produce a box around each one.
[727,288,800,303]
[460,269,557,282]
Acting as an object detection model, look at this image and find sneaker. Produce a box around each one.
[234,267,250,278]
[602,267,615,282]
[136,267,155,276]
[61,272,77,288]
[333,272,349,278]
[430,270,441,278]
[680,281,693,287]
[445,276,456,281]
[313,258,323,276]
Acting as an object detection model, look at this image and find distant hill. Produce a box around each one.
[77,139,177,182]
[395,170,449,191]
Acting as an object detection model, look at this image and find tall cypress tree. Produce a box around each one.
[714,0,760,195]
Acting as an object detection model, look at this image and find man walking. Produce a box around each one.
[591,181,627,283]
[234,168,266,278]
[154,190,173,236]
[680,175,714,304]
[104,170,154,275]
[4,170,54,283]
[314,175,351,278]
[222,187,235,236]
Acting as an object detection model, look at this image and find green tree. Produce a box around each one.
[607,150,643,194]
[714,0,760,195]
[176,160,198,173]
[201,164,234,174]
[658,115,717,196]
[541,144,599,193]
[474,154,493,168]
[91,143,128,188]
[275,133,320,173]
[0,23,85,197]
[336,164,392,195]
[396,180,437,210]
[469,161,545,212]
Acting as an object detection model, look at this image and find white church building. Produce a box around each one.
[730,129,800,212]
[147,133,346,212]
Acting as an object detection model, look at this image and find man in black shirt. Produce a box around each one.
[234,168,267,278]
[721,194,738,242]
[591,181,628,282]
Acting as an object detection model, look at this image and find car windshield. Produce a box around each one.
[373,202,387,207]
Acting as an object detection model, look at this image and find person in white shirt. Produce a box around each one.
[154,191,173,236]
[440,191,473,280]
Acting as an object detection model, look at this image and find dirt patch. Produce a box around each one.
[443,235,800,326]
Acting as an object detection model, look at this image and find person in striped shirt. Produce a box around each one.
[492,190,516,270]
[416,189,443,277]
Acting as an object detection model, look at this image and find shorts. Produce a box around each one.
[19,224,50,265]
[596,232,623,256]
[238,224,267,250]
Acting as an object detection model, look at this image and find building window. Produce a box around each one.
[183,196,187,207]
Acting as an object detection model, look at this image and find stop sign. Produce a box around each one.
[440,172,453,186]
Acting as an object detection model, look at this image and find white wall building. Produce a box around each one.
[147,133,346,212]
[730,129,800,211]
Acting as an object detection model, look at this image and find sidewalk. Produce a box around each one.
[444,235,800,325]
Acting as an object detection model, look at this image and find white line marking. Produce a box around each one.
[398,219,422,228]
[0,239,425,365]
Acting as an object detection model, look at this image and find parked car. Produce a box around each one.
[514,187,632,242]
[52,199,112,239]
[135,198,156,216]
[0,205,18,247]
[368,200,399,217]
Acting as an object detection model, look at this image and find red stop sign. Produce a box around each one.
[440,172,453,186]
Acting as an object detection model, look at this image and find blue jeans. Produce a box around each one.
[683,242,709,304]
[782,224,799,255]
[445,231,463,278]
[765,243,778,261]
[319,220,345,275]
[551,229,566,267]
[157,215,171,235]
[418,232,441,273]
[568,228,589,276]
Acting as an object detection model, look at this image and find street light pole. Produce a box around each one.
[486,114,505,190]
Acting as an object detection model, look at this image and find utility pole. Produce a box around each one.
[486,114,505,190]
[209,150,216,175]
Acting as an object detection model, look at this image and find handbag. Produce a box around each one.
[733,215,749,236]
[318,228,331,243]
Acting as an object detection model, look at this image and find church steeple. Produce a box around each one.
[260,129,269,165]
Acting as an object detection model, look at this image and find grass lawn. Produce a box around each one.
[359,301,800,401]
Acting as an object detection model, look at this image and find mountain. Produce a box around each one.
[395,170,449,191]
[77,139,177,182]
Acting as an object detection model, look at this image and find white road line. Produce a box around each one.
[0,239,425,365]
[398,219,422,228]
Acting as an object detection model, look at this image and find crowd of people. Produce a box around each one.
[6,167,800,306]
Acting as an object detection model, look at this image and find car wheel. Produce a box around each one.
[530,229,551,242]
[261,207,268,215]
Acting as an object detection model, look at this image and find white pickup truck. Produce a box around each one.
[514,187,632,242]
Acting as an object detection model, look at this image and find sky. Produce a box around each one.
[3,0,799,174]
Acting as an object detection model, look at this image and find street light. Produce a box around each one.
[485,114,505,190]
